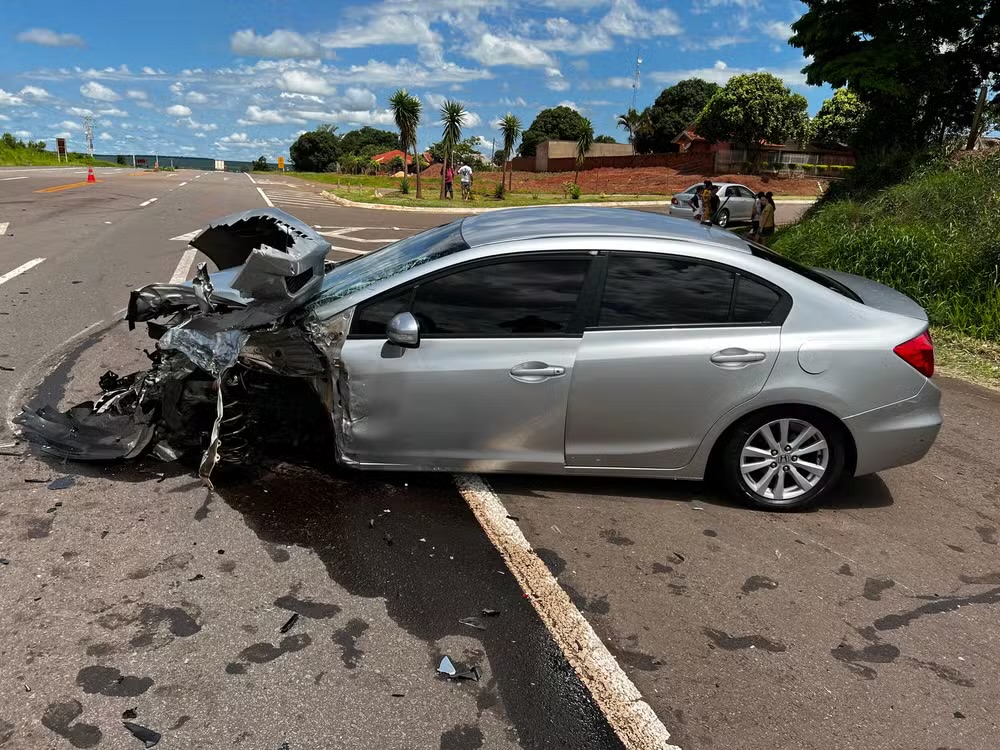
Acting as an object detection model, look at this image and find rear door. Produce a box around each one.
[724,185,753,221]
[339,253,595,471]
[565,251,787,470]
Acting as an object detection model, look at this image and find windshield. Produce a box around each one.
[746,241,862,302]
[313,221,469,304]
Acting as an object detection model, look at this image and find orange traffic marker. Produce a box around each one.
[86,167,96,183]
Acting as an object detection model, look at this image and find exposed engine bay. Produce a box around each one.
[16,209,341,486]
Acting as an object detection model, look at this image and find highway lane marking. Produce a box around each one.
[256,187,274,207]
[178,181,188,187]
[0,223,8,235]
[0,176,29,181]
[169,230,201,242]
[327,246,370,256]
[454,474,681,750]
[169,248,199,284]
[34,180,102,193]
[139,198,158,207]
[0,258,46,286]
[246,173,257,184]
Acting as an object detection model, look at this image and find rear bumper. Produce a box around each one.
[845,380,942,476]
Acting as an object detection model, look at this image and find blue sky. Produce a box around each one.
[0,0,828,161]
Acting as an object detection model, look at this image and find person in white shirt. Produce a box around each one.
[457,163,473,201]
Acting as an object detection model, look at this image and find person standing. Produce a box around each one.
[759,191,776,244]
[689,189,703,222]
[699,180,714,224]
[444,165,454,199]
[458,162,473,201]
[707,185,721,225]
[750,191,766,240]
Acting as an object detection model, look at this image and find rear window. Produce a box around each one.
[746,242,861,302]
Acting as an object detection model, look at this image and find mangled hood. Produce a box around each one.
[127,208,330,329]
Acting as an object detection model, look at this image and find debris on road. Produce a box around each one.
[48,476,75,490]
[459,617,487,631]
[437,655,481,681]
[24,478,49,483]
[506,514,520,521]
[482,609,500,617]
[0,365,15,372]
[122,721,161,748]
[0,559,10,566]
[280,613,300,634]
[187,574,204,582]
[122,708,137,720]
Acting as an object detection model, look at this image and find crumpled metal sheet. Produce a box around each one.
[159,325,248,379]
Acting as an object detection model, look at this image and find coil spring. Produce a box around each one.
[218,373,251,463]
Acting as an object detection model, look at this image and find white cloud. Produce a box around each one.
[424,92,448,110]
[13,130,32,138]
[464,112,482,127]
[80,81,120,101]
[545,68,570,91]
[280,92,325,104]
[605,76,635,89]
[20,85,50,100]
[762,20,793,41]
[340,86,376,110]
[126,89,147,100]
[99,132,113,141]
[65,106,94,117]
[100,107,129,117]
[195,132,207,138]
[0,89,24,106]
[57,120,82,131]
[468,33,556,68]
[0,114,9,122]
[141,66,165,76]
[292,108,397,127]
[500,96,527,107]
[238,105,307,125]
[649,61,808,87]
[319,14,439,51]
[166,104,192,117]
[17,28,85,47]
[278,69,334,95]
[185,90,210,104]
[601,0,682,38]
[557,100,579,110]
[178,117,218,131]
[220,132,250,144]
[231,29,323,58]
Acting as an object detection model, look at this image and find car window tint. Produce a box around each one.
[412,258,589,336]
[600,255,734,327]
[725,186,738,197]
[738,186,755,199]
[354,287,412,334]
[733,276,781,322]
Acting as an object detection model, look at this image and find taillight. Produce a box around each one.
[894,331,934,377]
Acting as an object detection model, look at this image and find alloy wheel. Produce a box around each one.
[739,418,829,503]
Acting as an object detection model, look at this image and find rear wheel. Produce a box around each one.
[716,209,730,227]
[719,409,846,510]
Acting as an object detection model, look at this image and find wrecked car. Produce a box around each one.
[17,206,941,509]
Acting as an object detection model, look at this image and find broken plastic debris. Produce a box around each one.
[122,708,137,720]
[438,656,456,676]
[187,574,204,582]
[391,692,405,698]
[48,476,75,490]
[0,365,14,372]
[459,617,487,631]
[122,721,161,748]
[437,656,481,681]
[0,559,10,566]
[280,613,300,634]
[24,478,49,483]
[455,666,481,681]
[506,514,520,522]
[482,609,500,617]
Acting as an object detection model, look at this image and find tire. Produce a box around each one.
[719,408,846,511]
[716,209,729,227]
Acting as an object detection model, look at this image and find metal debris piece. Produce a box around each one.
[391,693,404,698]
[437,656,457,676]
[482,609,500,617]
[48,476,75,490]
[506,514,520,521]
[122,708,137,720]
[459,617,487,631]
[122,721,161,748]
[280,613,300,634]
[24,478,49,483]
[0,365,14,372]
[455,666,481,682]
[0,559,10,565]
[187,574,204,582]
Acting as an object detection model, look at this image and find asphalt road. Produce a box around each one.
[1,168,994,750]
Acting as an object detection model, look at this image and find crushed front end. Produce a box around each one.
[16,208,337,484]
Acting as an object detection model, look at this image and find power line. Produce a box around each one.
[83,116,94,156]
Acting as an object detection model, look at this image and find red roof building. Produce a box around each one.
[372,149,433,165]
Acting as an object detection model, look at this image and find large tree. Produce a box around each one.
[575,119,594,184]
[695,73,810,164]
[790,0,1000,155]
[517,106,590,157]
[289,128,340,172]
[499,113,522,190]
[338,126,399,156]
[438,99,467,199]
[812,88,867,148]
[388,88,423,198]
[633,78,721,154]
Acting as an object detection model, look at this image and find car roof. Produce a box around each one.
[459,206,750,253]
[679,181,746,192]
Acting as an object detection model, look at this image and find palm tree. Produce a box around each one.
[575,119,594,184]
[616,108,642,156]
[498,113,522,192]
[439,99,467,199]
[388,88,423,198]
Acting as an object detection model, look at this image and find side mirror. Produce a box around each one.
[386,312,420,348]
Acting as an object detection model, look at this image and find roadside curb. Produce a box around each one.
[322,191,816,213]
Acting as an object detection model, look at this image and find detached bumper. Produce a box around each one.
[845,379,942,476]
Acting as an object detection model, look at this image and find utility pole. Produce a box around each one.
[630,56,643,111]
[966,83,988,151]
[83,116,95,157]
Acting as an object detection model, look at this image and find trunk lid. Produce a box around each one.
[816,269,928,322]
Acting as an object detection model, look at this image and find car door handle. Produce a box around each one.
[510,362,566,381]
[710,349,766,366]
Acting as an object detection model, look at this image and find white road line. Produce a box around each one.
[139,198,158,207]
[0,223,9,235]
[178,181,188,187]
[169,248,199,284]
[454,474,681,750]
[0,258,46,286]
[257,187,274,207]
[246,173,257,184]
[327,246,371,255]
[0,176,29,181]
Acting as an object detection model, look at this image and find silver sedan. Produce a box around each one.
[19,207,941,510]
[669,182,758,227]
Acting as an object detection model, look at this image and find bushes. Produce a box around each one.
[399,176,410,194]
[774,150,1000,339]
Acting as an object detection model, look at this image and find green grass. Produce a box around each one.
[322,185,670,209]
[933,327,1000,391]
[0,145,121,168]
[773,151,1000,341]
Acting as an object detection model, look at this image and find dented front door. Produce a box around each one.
[335,255,592,472]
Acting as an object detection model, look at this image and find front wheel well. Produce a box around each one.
[705,403,857,482]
